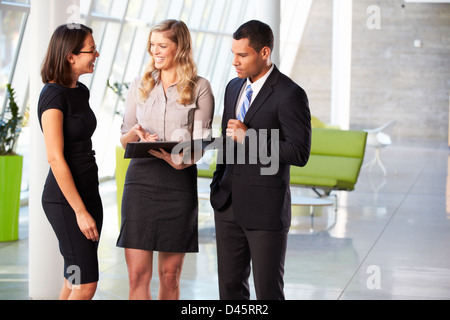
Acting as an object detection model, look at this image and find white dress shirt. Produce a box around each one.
[235,64,275,118]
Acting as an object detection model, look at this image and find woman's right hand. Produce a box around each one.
[133,124,159,142]
[75,210,99,242]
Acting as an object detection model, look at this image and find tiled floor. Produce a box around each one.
[1,140,450,300]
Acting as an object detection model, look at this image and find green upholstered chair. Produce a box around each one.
[197,150,217,179]
[290,128,368,196]
[311,115,340,129]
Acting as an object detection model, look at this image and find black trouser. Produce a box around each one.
[214,205,289,300]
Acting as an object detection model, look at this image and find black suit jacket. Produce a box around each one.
[210,66,311,230]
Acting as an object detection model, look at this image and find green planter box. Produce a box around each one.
[115,146,130,229]
[0,155,23,241]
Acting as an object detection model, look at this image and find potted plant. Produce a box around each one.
[0,84,25,241]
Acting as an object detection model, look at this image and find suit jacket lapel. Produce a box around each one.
[244,66,280,124]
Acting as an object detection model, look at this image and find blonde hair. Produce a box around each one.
[140,19,198,105]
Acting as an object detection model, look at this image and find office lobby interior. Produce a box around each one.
[0,0,449,300]
[3,139,450,300]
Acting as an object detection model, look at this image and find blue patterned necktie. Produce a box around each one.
[237,85,253,122]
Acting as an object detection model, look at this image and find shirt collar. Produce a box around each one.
[246,64,275,94]
[155,77,178,88]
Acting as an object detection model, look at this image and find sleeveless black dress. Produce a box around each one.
[38,82,103,285]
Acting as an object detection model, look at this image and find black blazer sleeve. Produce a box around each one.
[275,78,311,167]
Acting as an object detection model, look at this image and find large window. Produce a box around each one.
[1,0,308,181]
[80,0,252,177]
[0,0,30,120]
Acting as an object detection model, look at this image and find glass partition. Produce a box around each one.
[1,0,305,180]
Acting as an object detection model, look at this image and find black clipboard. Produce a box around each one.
[124,141,179,159]
[124,138,219,159]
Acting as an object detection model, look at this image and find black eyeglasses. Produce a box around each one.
[77,47,98,55]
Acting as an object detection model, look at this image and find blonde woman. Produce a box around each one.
[117,20,214,300]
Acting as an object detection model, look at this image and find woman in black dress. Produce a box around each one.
[38,24,102,300]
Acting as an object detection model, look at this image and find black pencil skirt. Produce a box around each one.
[42,154,103,285]
[117,158,198,253]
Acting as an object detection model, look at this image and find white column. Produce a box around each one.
[256,0,280,66]
[279,0,313,76]
[29,0,80,300]
[330,0,353,129]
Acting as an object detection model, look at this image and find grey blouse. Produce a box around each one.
[121,76,215,142]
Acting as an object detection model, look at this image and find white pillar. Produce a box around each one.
[29,0,80,300]
[256,0,280,66]
[330,0,353,129]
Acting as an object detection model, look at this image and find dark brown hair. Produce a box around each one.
[41,24,93,86]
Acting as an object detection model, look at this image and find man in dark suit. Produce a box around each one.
[210,20,311,300]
